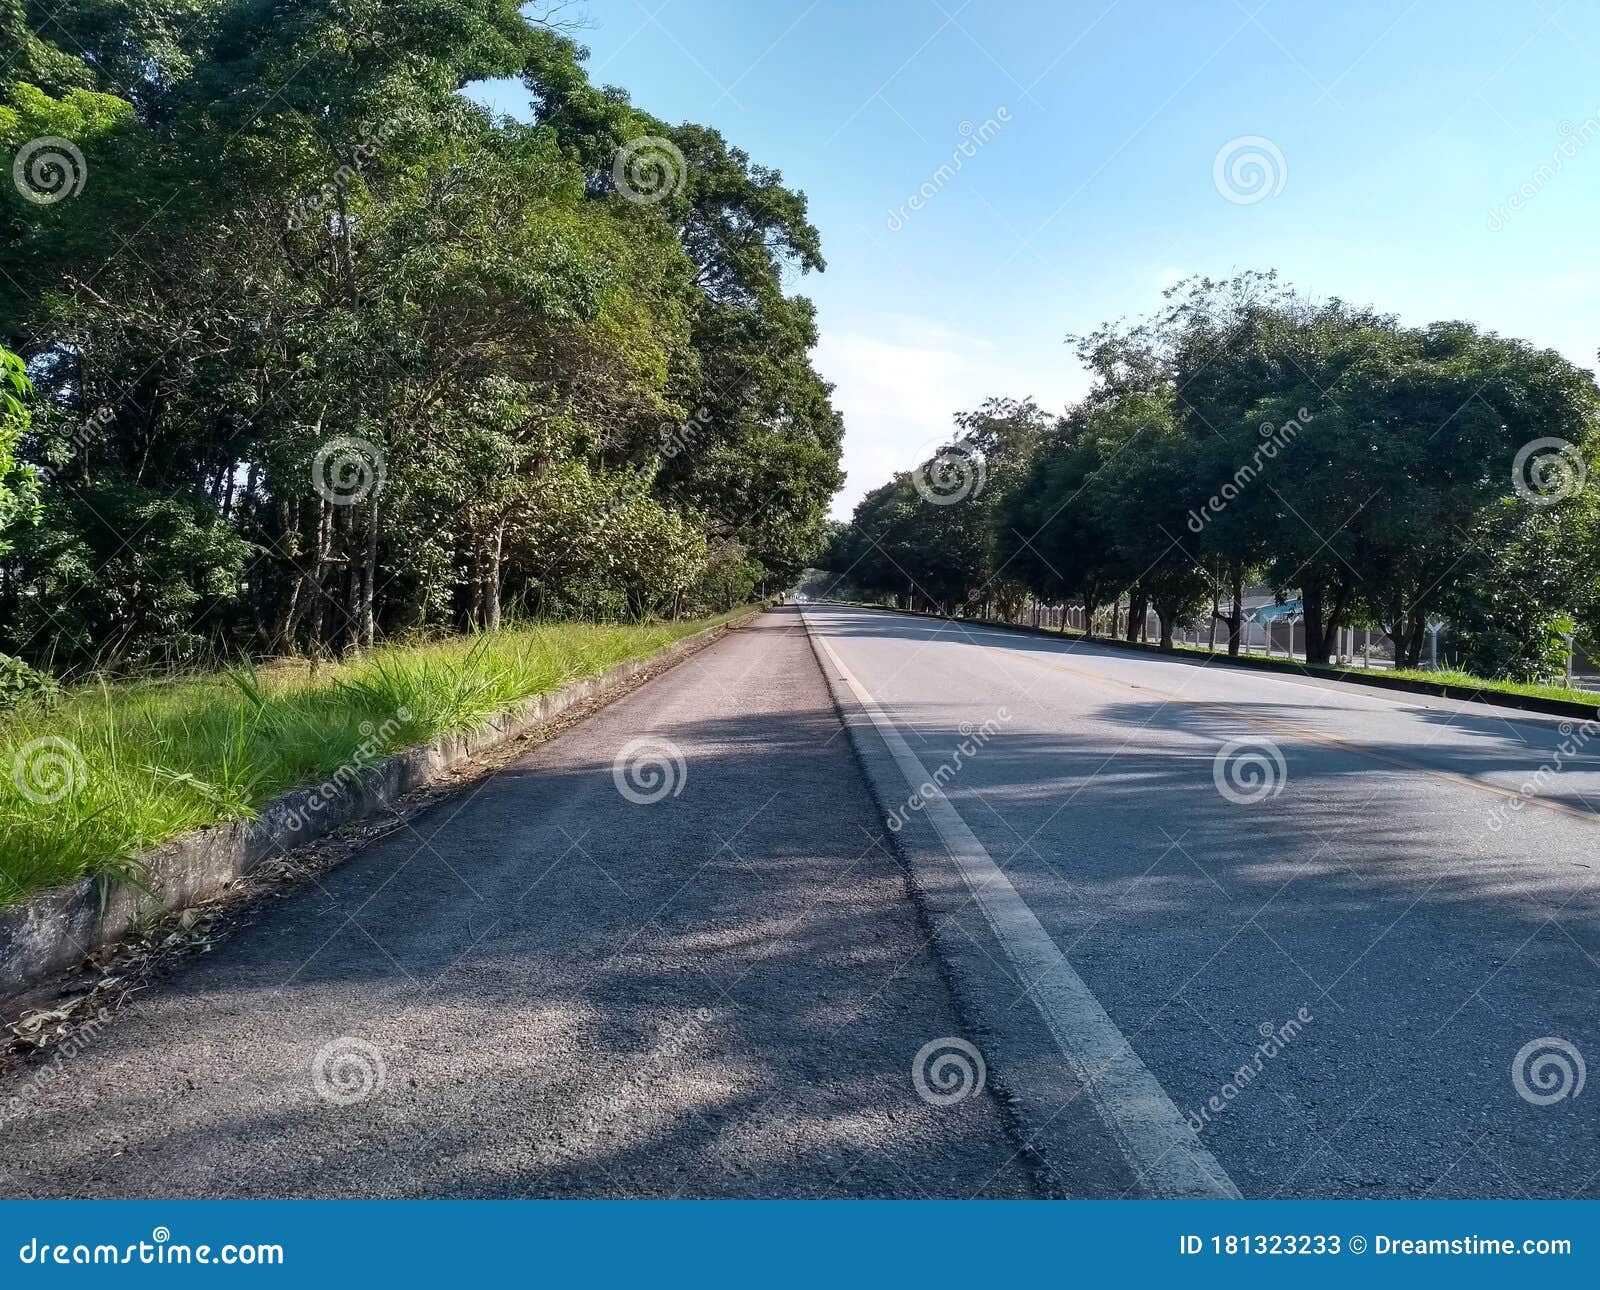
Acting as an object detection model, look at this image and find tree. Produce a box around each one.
[1,1,843,670]
[0,345,39,549]
[850,271,1600,679]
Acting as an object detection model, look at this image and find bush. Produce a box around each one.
[1,482,249,673]
[1448,612,1572,684]
[0,653,58,711]
[685,541,764,615]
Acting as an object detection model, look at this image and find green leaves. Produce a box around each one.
[0,343,39,550]
[1,1,842,669]
[839,271,1600,671]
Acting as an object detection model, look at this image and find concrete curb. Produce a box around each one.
[0,612,759,1001]
[832,601,1600,723]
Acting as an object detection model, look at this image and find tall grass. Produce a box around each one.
[1379,667,1600,708]
[0,613,747,908]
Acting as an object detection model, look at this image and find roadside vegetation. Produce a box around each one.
[0,2,840,679]
[820,272,1600,686]
[0,611,749,908]
[0,5,839,911]
[810,596,1600,713]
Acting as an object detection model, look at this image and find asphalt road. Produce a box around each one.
[802,603,1600,1199]
[6,603,1597,1199]
[0,611,1034,1199]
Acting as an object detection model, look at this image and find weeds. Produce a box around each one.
[0,613,744,908]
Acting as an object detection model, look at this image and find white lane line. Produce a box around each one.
[810,621,1241,1200]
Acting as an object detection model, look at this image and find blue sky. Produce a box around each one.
[479,0,1600,516]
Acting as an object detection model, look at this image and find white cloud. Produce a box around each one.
[814,316,1077,517]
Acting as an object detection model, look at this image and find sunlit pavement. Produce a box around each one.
[803,603,1600,1200]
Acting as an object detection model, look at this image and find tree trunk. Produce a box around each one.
[271,496,301,654]
[343,506,362,653]
[1155,599,1177,649]
[483,522,504,633]
[1126,591,1147,643]
[1302,581,1329,666]
[469,544,485,628]
[1226,565,1244,658]
[335,188,359,305]
[359,497,379,649]
[293,498,335,656]
[1301,579,1351,667]
[1399,609,1428,669]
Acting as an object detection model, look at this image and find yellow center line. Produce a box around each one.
[1011,649,1599,828]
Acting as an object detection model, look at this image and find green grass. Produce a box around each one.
[1379,667,1600,708]
[0,611,750,909]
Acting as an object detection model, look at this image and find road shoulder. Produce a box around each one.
[0,609,1037,1200]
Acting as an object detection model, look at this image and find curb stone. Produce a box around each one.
[0,611,761,1001]
[830,601,1600,723]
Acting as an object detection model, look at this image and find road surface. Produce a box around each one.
[803,603,1600,1199]
[0,611,1033,1199]
[3,604,1596,1199]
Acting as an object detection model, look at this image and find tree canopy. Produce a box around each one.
[1,0,843,672]
[822,274,1600,681]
